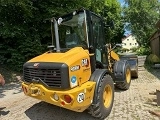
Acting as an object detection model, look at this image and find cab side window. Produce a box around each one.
[91,15,104,63]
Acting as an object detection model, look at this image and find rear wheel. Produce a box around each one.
[135,68,138,78]
[132,62,138,78]
[88,75,114,119]
[115,64,131,90]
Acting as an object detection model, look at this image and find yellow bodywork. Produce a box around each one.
[28,47,91,87]
[110,51,119,61]
[22,47,96,112]
[22,81,95,112]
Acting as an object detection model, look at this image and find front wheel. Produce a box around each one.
[88,75,114,119]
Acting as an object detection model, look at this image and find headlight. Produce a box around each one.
[53,93,59,101]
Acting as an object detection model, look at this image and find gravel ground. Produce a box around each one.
[0,67,160,120]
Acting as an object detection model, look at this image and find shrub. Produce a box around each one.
[146,54,160,64]
[130,47,138,53]
[136,46,151,55]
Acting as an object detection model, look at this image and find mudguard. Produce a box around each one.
[120,54,138,78]
[89,69,111,104]
[113,60,130,82]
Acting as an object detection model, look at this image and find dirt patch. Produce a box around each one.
[0,65,22,84]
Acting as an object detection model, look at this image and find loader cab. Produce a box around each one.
[54,9,108,70]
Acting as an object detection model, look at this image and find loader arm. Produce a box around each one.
[106,44,120,72]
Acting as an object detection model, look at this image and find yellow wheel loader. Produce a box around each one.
[22,8,131,119]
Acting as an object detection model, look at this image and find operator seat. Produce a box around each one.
[65,33,80,48]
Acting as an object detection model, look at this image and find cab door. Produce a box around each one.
[91,14,108,68]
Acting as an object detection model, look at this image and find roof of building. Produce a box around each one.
[122,34,132,41]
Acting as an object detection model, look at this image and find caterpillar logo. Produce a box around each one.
[81,59,89,67]
[33,63,40,68]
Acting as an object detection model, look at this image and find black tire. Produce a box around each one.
[88,75,114,119]
[132,59,138,78]
[115,63,131,90]
[135,68,138,78]
[132,65,138,78]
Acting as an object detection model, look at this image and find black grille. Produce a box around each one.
[23,62,70,89]
[24,68,62,88]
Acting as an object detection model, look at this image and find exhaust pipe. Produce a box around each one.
[51,18,60,52]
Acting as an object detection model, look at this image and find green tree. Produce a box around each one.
[103,0,124,44]
[0,0,91,71]
[90,0,124,44]
[0,0,123,71]
[123,0,160,46]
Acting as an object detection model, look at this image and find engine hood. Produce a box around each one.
[28,47,89,65]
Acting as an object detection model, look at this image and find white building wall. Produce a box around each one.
[122,35,139,50]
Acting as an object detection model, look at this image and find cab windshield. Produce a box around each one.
[57,11,88,49]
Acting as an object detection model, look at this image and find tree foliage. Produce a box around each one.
[0,0,123,71]
[123,0,160,46]
[90,0,124,43]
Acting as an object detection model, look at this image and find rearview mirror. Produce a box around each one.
[110,20,115,29]
[115,44,122,47]
[105,20,115,30]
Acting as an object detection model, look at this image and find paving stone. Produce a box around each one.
[1,67,160,120]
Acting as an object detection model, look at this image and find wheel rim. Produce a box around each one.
[103,84,112,108]
[126,68,131,83]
